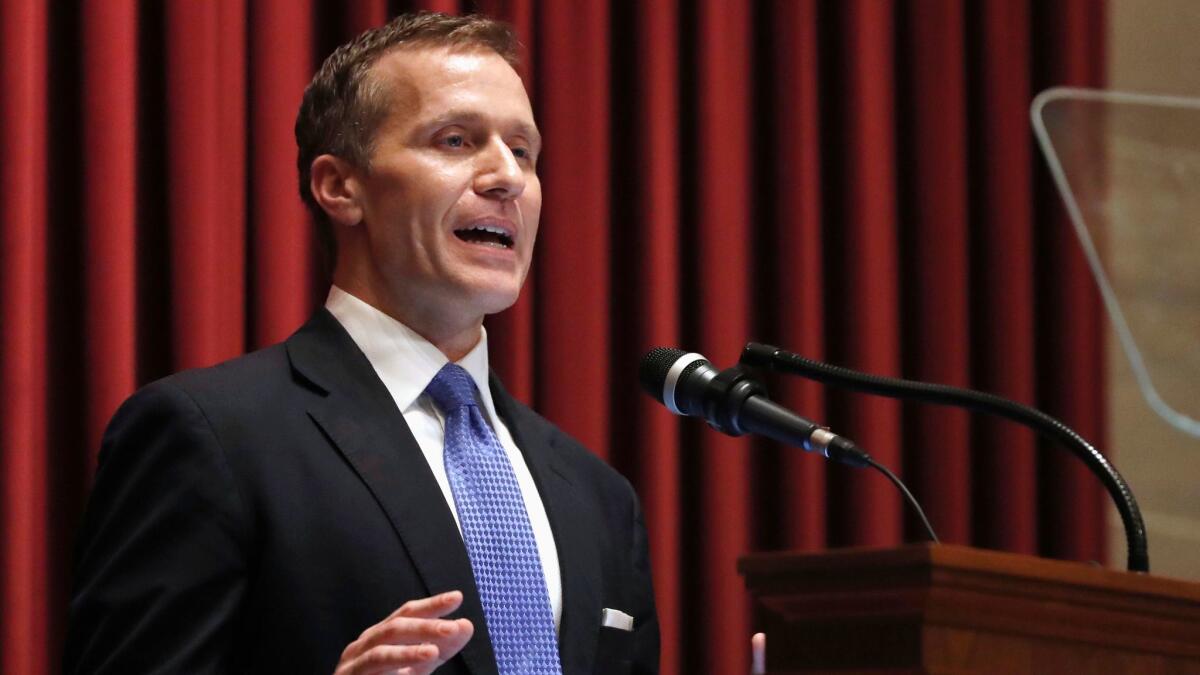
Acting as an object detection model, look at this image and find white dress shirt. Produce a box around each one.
[325,286,562,629]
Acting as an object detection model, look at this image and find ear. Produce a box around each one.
[309,154,365,227]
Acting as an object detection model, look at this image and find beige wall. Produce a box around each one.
[1105,0,1200,580]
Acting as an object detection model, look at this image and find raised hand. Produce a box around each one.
[334,590,474,675]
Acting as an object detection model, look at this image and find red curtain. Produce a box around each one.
[0,1,1107,673]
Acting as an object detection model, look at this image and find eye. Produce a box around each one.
[510,144,538,166]
[441,134,466,148]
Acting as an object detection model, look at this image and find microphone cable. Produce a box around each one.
[862,455,939,544]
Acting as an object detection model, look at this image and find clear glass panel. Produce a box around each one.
[1032,88,1200,438]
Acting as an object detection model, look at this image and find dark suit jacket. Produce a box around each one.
[65,310,659,674]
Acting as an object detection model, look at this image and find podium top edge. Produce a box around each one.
[738,543,1200,602]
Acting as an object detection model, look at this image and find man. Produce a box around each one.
[66,12,659,674]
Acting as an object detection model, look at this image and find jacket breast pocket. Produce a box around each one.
[592,624,634,675]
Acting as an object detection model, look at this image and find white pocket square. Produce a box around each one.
[601,607,634,631]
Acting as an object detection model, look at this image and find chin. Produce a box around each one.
[458,280,523,316]
[478,290,522,316]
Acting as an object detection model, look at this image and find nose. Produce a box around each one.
[474,137,526,201]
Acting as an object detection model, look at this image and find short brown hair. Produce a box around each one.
[294,11,520,270]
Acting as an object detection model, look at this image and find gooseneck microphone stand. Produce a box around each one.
[740,342,1150,573]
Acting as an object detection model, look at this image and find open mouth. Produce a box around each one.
[454,224,514,249]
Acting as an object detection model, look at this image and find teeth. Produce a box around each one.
[455,223,514,248]
[466,224,510,237]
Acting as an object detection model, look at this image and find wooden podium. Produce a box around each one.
[739,544,1200,674]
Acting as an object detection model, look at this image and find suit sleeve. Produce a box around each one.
[65,379,252,674]
[628,485,661,675]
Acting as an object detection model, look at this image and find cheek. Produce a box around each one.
[526,175,542,209]
[522,183,543,247]
[422,160,470,201]
[523,216,541,252]
[375,160,461,218]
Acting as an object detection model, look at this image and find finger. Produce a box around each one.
[343,593,466,664]
[374,619,472,675]
[345,643,438,675]
[390,590,464,620]
[375,616,469,647]
[396,618,472,670]
[432,618,474,663]
[751,632,766,674]
[398,627,467,675]
[342,618,448,663]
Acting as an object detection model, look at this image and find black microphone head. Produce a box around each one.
[640,347,717,417]
[639,347,688,403]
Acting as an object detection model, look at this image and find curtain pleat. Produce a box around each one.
[685,2,756,672]
[619,0,683,671]
[416,0,459,14]
[970,0,1039,554]
[347,0,388,35]
[898,0,972,543]
[0,1,1111,671]
[250,0,315,347]
[533,0,612,456]
[165,0,246,368]
[1,2,49,673]
[1033,0,1109,565]
[218,0,249,351]
[826,0,905,546]
[82,1,138,460]
[763,0,829,552]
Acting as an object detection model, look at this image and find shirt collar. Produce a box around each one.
[324,285,497,416]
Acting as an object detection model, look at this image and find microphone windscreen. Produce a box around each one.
[638,347,688,403]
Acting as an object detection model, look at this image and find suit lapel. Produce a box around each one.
[490,377,604,675]
[287,310,498,675]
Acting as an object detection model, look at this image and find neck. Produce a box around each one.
[332,276,484,363]
[419,321,483,363]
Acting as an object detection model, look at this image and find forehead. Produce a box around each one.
[368,46,535,127]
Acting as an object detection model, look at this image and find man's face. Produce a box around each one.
[348,46,541,327]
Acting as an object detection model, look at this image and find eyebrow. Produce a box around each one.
[417,110,542,150]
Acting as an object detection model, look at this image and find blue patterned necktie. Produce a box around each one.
[425,363,562,675]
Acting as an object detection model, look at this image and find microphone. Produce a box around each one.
[639,347,869,467]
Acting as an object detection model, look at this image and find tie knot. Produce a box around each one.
[425,363,479,413]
